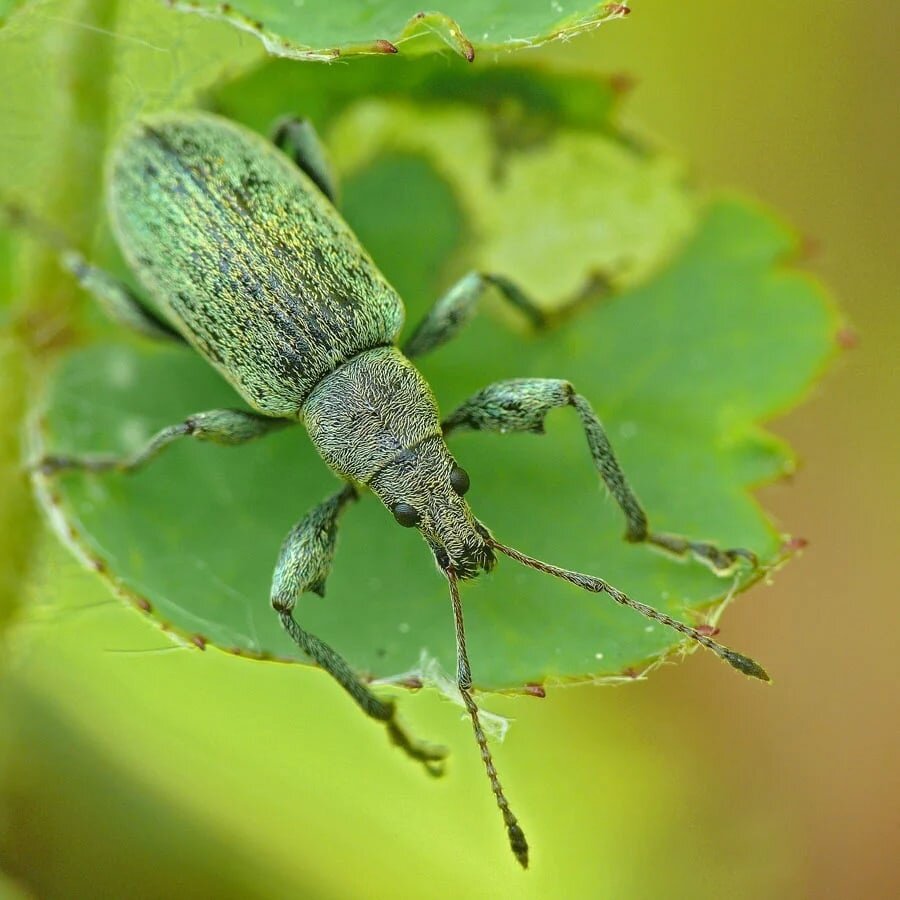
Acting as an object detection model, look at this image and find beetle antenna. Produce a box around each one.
[489,538,770,682]
[446,567,529,868]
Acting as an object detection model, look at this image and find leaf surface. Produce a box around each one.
[167,0,632,62]
[31,59,839,688]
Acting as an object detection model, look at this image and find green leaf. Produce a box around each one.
[216,56,692,301]
[167,0,633,62]
[0,0,33,27]
[30,58,839,689]
[0,0,263,212]
[0,231,36,636]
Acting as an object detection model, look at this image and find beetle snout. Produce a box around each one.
[434,536,496,580]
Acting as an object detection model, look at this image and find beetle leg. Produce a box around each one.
[443,378,756,574]
[36,408,293,475]
[2,203,183,343]
[402,271,609,359]
[270,116,339,205]
[61,249,185,342]
[271,484,446,776]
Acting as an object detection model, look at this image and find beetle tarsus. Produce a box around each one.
[647,531,758,573]
[384,713,447,777]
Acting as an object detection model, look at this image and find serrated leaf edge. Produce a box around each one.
[164,1,632,63]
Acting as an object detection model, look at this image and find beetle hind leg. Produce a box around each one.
[62,249,185,343]
[3,202,183,343]
[270,116,339,205]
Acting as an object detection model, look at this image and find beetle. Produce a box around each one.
[20,111,768,868]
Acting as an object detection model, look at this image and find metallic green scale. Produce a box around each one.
[108,112,404,416]
[27,111,768,872]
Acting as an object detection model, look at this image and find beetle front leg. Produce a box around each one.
[271,484,446,776]
[403,271,608,359]
[271,116,338,205]
[443,378,756,573]
[37,409,293,475]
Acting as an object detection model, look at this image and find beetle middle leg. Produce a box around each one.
[270,116,339,205]
[443,378,755,573]
[37,409,293,475]
[271,484,446,775]
[402,271,607,359]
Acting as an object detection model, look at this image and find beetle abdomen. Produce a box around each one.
[107,112,405,416]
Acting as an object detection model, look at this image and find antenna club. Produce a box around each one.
[722,650,771,682]
[509,823,529,868]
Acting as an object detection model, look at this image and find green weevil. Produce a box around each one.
[21,111,769,869]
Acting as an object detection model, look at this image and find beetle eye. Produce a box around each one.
[392,502,421,528]
[450,466,470,496]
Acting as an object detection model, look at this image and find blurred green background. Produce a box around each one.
[0,1,897,898]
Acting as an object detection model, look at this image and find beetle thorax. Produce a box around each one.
[302,346,441,482]
[302,346,495,577]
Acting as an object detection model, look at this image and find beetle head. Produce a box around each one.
[369,436,495,579]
